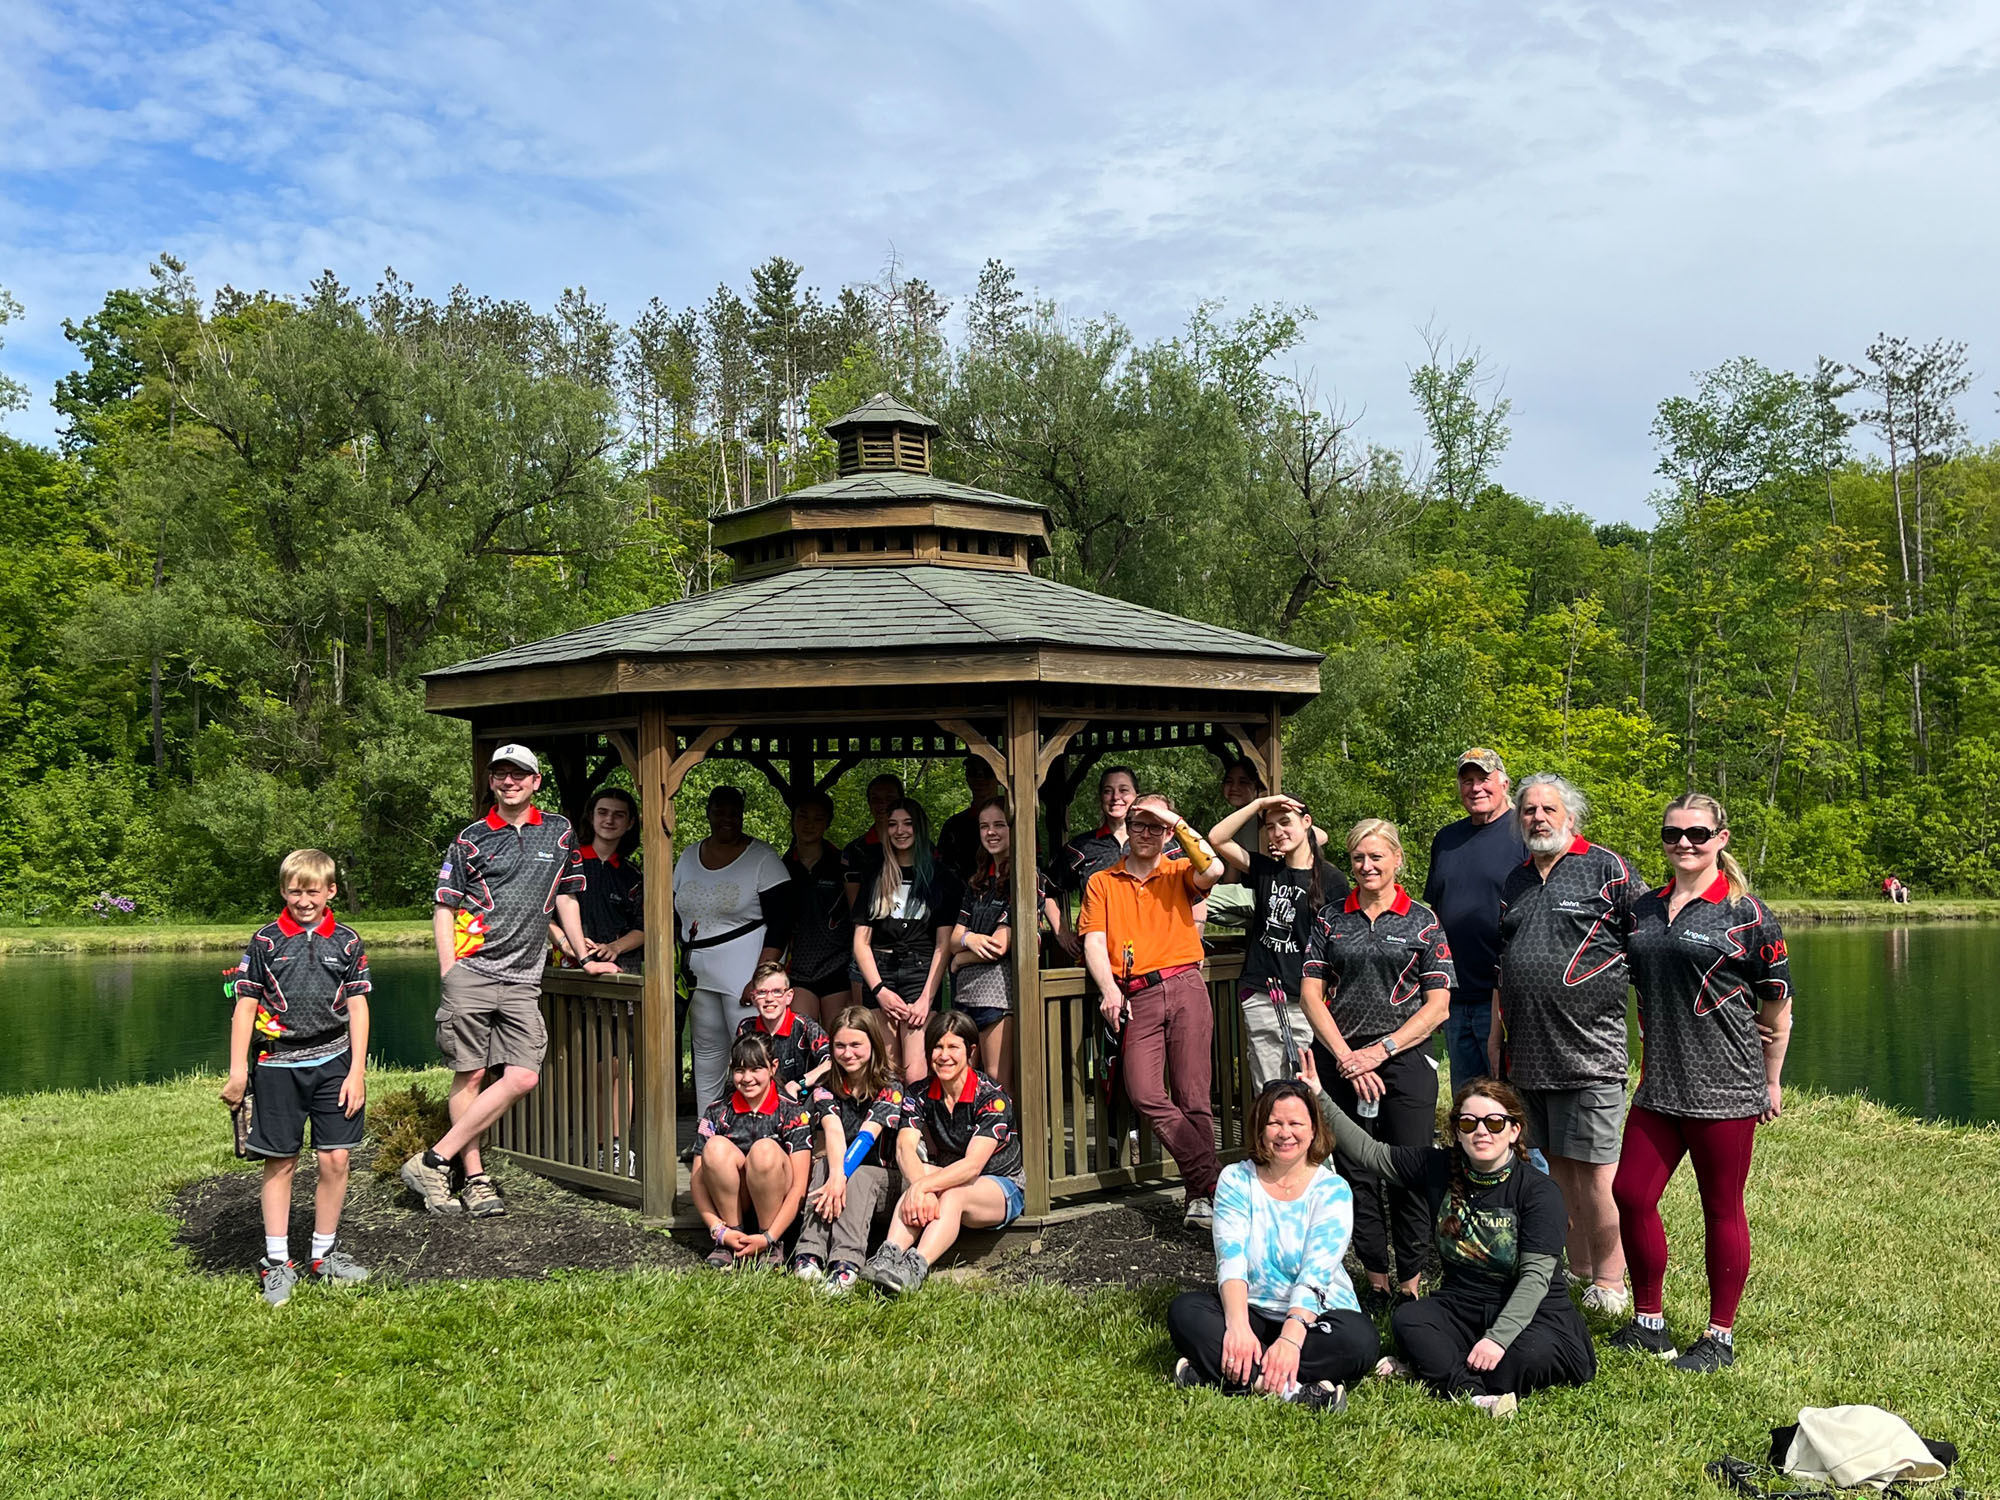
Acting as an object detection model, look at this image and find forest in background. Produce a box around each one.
[0,254,1995,919]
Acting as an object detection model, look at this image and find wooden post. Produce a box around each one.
[471,736,497,817]
[1006,690,1051,1218]
[1266,698,1284,795]
[637,703,679,1219]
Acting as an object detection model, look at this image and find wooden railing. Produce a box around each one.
[1037,953,1253,1203]
[491,970,646,1206]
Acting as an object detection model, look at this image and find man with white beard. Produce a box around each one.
[1490,773,1636,1318]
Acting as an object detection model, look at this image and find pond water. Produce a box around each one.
[2,925,1997,1123]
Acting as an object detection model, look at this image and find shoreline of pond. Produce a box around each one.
[3,898,1997,958]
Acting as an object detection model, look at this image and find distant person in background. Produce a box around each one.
[842,772,906,889]
[1491,773,1636,1319]
[936,756,1002,881]
[1610,792,1793,1375]
[1209,793,1349,1090]
[1200,759,1267,935]
[853,798,959,1084]
[1049,765,1141,959]
[780,791,851,1024]
[674,784,791,1111]
[552,787,643,974]
[1424,748,1525,1095]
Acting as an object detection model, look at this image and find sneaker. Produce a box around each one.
[823,1261,861,1296]
[399,1152,463,1215]
[899,1250,930,1293]
[1672,1333,1735,1374]
[310,1249,369,1285]
[1580,1282,1631,1318]
[459,1174,506,1218]
[754,1243,787,1271]
[859,1246,910,1294]
[1182,1195,1214,1229]
[1295,1380,1348,1414]
[1473,1392,1519,1419]
[1171,1357,1203,1389]
[704,1245,738,1272]
[258,1258,299,1307]
[1607,1318,1678,1360]
[792,1255,827,1283]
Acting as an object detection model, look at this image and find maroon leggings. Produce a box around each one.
[1612,1104,1758,1330]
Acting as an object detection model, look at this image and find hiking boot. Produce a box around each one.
[1672,1334,1735,1374]
[859,1245,910,1294]
[1171,1357,1203,1389]
[399,1152,462,1215]
[258,1258,300,1307]
[704,1245,738,1272]
[1580,1282,1631,1318]
[792,1255,826,1283]
[823,1261,861,1296]
[1182,1195,1214,1230]
[310,1249,369,1285]
[1608,1318,1678,1360]
[753,1243,786,1271]
[459,1174,506,1217]
[898,1250,931,1293]
[1296,1380,1348,1413]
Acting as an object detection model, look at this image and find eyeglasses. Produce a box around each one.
[751,989,791,1002]
[1661,825,1717,846]
[1127,820,1171,836]
[1454,1113,1517,1136]
[489,769,534,783]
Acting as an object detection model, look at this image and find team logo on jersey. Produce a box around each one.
[453,909,489,958]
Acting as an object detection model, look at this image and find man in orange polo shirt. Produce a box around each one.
[1078,793,1227,1227]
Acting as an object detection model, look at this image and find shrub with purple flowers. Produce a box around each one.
[89,892,139,922]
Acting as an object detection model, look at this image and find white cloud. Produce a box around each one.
[1,0,1995,520]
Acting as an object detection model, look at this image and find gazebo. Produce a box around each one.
[423,395,1323,1224]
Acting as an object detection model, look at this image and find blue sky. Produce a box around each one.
[3,0,1996,522]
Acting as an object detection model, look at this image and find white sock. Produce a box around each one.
[1708,1324,1734,1345]
[1637,1312,1666,1330]
[265,1235,288,1263]
[311,1231,336,1260]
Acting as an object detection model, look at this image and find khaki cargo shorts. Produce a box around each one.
[436,963,548,1074]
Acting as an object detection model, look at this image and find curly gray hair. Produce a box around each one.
[1515,772,1587,833]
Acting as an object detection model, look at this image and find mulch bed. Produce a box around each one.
[989,1195,1217,1294]
[172,1144,698,1284]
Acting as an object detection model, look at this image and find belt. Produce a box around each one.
[1119,962,1200,996]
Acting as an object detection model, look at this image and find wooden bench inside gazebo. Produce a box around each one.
[422,394,1323,1227]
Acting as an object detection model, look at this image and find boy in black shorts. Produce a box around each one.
[736,961,832,1097]
[220,850,372,1306]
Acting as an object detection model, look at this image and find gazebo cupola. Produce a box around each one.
[711,394,1051,581]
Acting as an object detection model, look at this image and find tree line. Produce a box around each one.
[0,255,1994,918]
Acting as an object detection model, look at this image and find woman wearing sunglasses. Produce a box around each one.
[1299,1052,1596,1415]
[1607,792,1793,1375]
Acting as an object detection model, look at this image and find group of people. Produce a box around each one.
[1167,747,1795,1413]
[229,737,1797,1423]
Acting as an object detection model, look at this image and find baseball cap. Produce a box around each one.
[489,743,540,774]
[1456,747,1505,776]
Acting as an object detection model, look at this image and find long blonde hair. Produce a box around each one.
[1665,790,1749,900]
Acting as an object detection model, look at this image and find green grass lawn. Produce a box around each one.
[0,919,433,956]
[1,1074,1995,1499]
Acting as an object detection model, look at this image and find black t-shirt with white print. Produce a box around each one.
[436,806,586,984]
[1241,851,1350,1000]
[235,911,372,1064]
[1299,887,1457,1047]
[1495,839,1637,1090]
[902,1068,1024,1186]
[1626,875,1793,1120]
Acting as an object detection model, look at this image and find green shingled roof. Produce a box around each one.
[823,392,939,432]
[722,469,1048,522]
[427,566,1319,678]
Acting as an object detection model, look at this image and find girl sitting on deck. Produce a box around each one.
[691,1033,813,1271]
[1299,1055,1595,1415]
[859,1011,1024,1295]
[792,1006,906,1293]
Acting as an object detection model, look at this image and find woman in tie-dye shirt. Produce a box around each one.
[1165,1080,1380,1411]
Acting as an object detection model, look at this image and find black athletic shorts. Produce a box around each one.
[248,1051,365,1158]
[793,968,852,999]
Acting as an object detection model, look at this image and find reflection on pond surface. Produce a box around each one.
[3,924,1998,1124]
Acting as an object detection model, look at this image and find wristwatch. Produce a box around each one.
[1381,1036,1400,1056]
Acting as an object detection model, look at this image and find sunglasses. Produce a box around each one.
[1660,825,1717,846]
[1454,1113,1517,1136]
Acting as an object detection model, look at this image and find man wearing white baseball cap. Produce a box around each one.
[400,743,590,1216]
[1423,748,1526,1094]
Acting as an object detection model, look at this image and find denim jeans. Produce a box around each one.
[1440,989,1492,1096]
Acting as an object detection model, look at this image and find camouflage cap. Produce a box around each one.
[1456,747,1506,776]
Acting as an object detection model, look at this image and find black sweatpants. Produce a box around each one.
[1167,1288,1380,1390]
[1316,1044,1436,1280]
[1390,1286,1596,1399]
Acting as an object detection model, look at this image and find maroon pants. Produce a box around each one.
[1121,969,1220,1199]
[1613,1103,1758,1330]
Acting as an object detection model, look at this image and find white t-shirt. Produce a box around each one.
[673,839,787,999]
